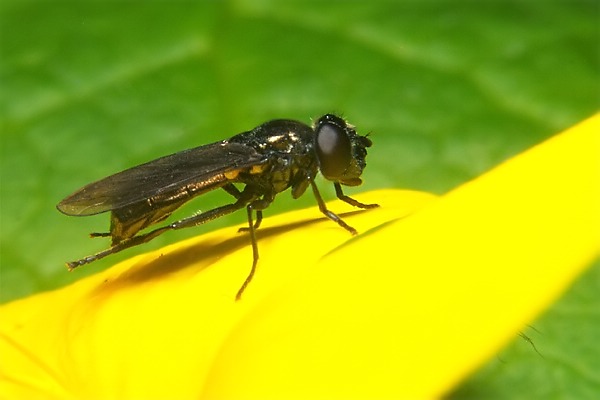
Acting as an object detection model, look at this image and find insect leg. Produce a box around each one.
[226,183,263,232]
[66,225,171,270]
[168,195,250,230]
[237,210,262,232]
[222,183,242,199]
[236,207,258,301]
[309,180,357,235]
[66,196,253,270]
[89,232,111,238]
[235,196,273,300]
[334,182,379,209]
[223,184,263,230]
[252,210,263,229]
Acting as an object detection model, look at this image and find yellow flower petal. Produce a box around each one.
[1,115,598,399]
[0,189,435,398]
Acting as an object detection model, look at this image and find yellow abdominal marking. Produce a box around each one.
[224,170,240,180]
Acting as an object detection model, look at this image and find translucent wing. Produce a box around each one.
[57,141,265,216]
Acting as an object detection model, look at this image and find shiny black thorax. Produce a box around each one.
[228,119,318,199]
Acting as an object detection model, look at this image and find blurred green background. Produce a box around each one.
[1,0,598,398]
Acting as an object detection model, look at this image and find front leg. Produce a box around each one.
[334,182,379,209]
[310,180,358,235]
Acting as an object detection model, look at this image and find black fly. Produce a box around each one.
[57,114,378,300]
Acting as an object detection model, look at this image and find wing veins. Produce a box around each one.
[57,141,265,216]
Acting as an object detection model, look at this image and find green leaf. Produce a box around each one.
[1,0,598,397]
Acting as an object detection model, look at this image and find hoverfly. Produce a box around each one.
[57,114,378,299]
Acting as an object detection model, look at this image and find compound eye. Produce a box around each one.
[315,122,352,180]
